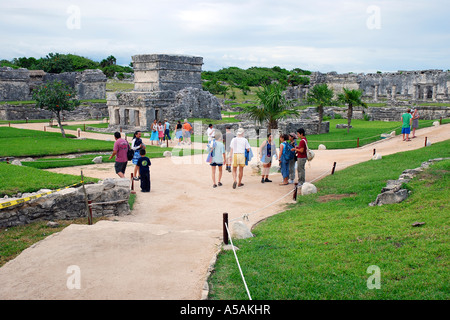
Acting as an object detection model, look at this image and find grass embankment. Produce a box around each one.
[208,139,450,300]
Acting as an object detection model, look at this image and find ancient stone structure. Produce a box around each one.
[107,54,222,131]
[286,69,450,103]
[0,67,106,101]
[0,178,130,228]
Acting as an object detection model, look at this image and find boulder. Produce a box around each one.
[231,221,253,239]
[92,156,103,164]
[318,144,326,150]
[301,182,317,195]
[372,153,382,160]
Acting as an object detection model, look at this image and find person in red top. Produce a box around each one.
[294,128,307,186]
[109,131,129,178]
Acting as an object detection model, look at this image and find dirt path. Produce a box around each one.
[0,123,448,299]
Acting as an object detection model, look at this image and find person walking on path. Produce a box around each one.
[224,125,234,172]
[230,128,251,189]
[175,120,183,145]
[150,119,159,145]
[278,134,291,185]
[158,121,164,145]
[136,148,151,192]
[183,119,192,145]
[109,132,129,178]
[164,119,172,143]
[294,128,308,187]
[206,130,226,188]
[131,131,146,180]
[206,124,215,143]
[259,133,276,183]
[288,132,298,184]
[401,108,413,141]
[411,109,420,138]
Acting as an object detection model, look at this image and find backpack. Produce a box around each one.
[127,145,134,161]
[282,141,294,161]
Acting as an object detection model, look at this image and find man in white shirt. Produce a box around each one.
[206,124,215,143]
[229,128,251,189]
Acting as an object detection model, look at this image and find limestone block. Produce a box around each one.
[163,151,172,157]
[11,159,22,166]
[231,221,253,239]
[301,182,317,195]
[92,156,103,164]
[372,153,382,160]
[318,144,326,150]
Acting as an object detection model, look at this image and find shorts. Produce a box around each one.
[115,162,127,174]
[184,131,191,138]
[232,153,246,167]
[401,127,411,134]
[210,162,223,167]
[412,119,419,129]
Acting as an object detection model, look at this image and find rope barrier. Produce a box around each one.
[224,221,253,300]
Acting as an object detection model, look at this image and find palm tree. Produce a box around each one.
[306,83,334,134]
[242,83,300,131]
[337,88,367,133]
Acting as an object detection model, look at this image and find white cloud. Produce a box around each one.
[0,0,449,73]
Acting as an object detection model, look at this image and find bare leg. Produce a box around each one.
[211,166,216,185]
[218,166,223,184]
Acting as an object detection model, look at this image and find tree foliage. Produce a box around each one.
[337,88,367,133]
[242,83,301,130]
[32,80,80,138]
[307,83,335,134]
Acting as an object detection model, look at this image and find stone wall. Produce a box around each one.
[0,67,107,101]
[286,69,450,103]
[0,102,108,121]
[0,178,130,228]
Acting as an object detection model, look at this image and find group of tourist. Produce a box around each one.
[206,125,309,189]
[109,121,312,193]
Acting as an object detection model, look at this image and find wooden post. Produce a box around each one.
[293,183,298,201]
[84,123,86,131]
[373,149,376,156]
[440,117,443,125]
[425,137,428,147]
[87,200,93,225]
[331,162,337,175]
[357,137,360,148]
[44,126,46,132]
[131,173,136,194]
[80,171,91,225]
[223,213,229,245]
[8,122,10,127]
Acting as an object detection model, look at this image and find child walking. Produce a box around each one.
[136,149,151,192]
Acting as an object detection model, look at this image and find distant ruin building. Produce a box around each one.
[286,69,450,103]
[0,67,106,101]
[107,54,222,131]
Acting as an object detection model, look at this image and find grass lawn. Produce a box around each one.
[208,139,450,300]
[0,127,114,157]
[0,162,99,197]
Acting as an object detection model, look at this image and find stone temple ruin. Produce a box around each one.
[107,54,222,132]
[286,69,450,103]
[0,67,106,101]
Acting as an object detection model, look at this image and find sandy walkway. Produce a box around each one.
[0,122,448,299]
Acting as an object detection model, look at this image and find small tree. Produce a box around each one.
[242,83,300,131]
[307,83,335,134]
[337,88,367,133]
[32,80,80,138]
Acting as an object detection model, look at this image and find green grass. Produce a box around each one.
[0,127,114,157]
[0,162,99,197]
[208,139,450,300]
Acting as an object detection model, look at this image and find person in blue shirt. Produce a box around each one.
[163,119,171,143]
[207,131,226,188]
[136,149,151,192]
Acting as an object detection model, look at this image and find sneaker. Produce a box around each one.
[261,178,265,183]
[233,181,237,189]
[133,177,139,181]
[218,182,223,186]
[264,178,272,183]
[288,179,294,184]
[213,184,217,188]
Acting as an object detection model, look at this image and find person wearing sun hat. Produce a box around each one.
[229,127,250,189]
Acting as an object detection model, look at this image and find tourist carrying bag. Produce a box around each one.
[302,139,314,161]
[127,145,134,161]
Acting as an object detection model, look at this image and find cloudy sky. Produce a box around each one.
[1,0,449,73]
